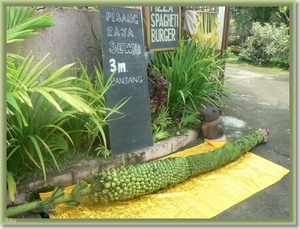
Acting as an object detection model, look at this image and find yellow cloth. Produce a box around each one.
[40,141,289,218]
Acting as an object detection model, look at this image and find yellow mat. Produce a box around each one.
[40,141,289,219]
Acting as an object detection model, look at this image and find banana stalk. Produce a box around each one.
[6,128,269,218]
[6,180,92,218]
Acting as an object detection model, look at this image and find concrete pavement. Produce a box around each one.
[184,63,293,221]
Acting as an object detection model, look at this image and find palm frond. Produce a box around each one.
[6,6,54,44]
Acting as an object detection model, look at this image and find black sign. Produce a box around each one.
[145,6,181,51]
[100,6,153,155]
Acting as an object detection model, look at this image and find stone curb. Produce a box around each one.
[7,129,199,208]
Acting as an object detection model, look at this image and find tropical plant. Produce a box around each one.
[231,7,289,28]
[6,6,56,200]
[230,6,290,45]
[151,107,173,142]
[148,67,169,118]
[6,6,128,185]
[153,39,232,131]
[276,6,290,25]
[239,22,290,68]
[60,59,129,158]
[147,67,172,141]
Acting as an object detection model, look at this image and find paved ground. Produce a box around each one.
[182,63,293,221]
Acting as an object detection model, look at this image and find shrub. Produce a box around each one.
[148,67,169,120]
[6,7,127,181]
[153,39,231,131]
[147,66,172,142]
[238,22,289,68]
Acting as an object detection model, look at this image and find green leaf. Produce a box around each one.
[39,63,76,86]
[35,135,61,174]
[14,90,33,107]
[6,92,28,126]
[28,135,46,179]
[51,88,94,114]
[46,124,74,148]
[34,88,63,112]
[153,128,170,142]
[6,171,17,202]
[6,6,54,44]
[88,117,107,149]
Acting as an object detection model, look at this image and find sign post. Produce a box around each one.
[100,6,153,155]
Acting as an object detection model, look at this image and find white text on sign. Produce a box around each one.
[150,6,179,43]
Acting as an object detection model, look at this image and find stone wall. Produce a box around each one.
[7,7,102,76]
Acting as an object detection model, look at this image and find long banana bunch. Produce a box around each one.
[6,128,269,218]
